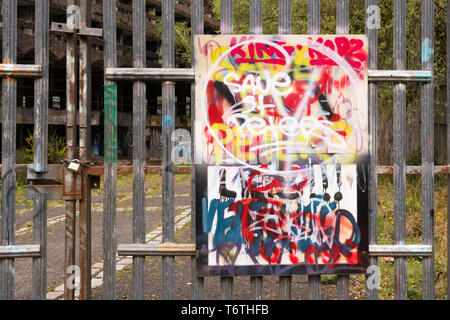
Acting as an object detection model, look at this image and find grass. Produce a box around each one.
[2,166,448,299]
[351,174,449,300]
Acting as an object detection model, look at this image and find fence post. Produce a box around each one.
[103,0,118,300]
[366,0,379,301]
[335,0,350,300]
[278,0,292,300]
[162,0,176,300]
[32,0,49,300]
[0,0,17,300]
[249,0,264,301]
[421,0,435,300]
[79,0,92,300]
[393,0,407,300]
[132,0,147,300]
[191,0,205,300]
[307,0,321,301]
[64,0,78,301]
[219,0,234,301]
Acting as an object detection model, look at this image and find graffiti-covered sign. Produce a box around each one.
[194,35,369,276]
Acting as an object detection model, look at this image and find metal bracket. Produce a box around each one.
[50,22,103,37]
[26,165,63,200]
[26,164,100,200]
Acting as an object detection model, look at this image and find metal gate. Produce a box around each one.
[0,0,441,300]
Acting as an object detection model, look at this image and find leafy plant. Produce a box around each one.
[23,130,67,164]
[154,18,192,67]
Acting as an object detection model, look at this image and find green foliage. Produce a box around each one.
[23,131,67,164]
[154,18,192,66]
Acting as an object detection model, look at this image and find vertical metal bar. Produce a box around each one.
[220,277,233,300]
[162,0,175,300]
[393,0,407,300]
[365,0,379,301]
[336,0,350,300]
[64,0,77,301]
[79,0,92,300]
[307,0,321,300]
[421,0,435,300]
[190,0,204,300]
[0,0,17,300]
[336,0,349,34]
[308,0,320,35]
[219,0,234,300]
[103,0,118,300]
[250,0,263,300]
[32,0,49,300]
[250,0,263,35]
[278,0,292,300]
[132,0,146,300]
[278,0,291,35]
[220,0,233,35]
[336,274,349,300]
[447,0,450,301]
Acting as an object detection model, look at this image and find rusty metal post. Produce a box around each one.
[32,0,50,300]
[64,0,78,300]
[447,0,450,301]
[0,0,17,300]
[162,0,176,300]
[132,0,147,300]
[307,0,321,301]
[79,0,92,300]
[103,0,118,300]
[190,0,205,300]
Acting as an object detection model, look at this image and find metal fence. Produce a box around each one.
[0,0,442,300]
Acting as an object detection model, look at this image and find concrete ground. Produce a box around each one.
[10,174,363,300]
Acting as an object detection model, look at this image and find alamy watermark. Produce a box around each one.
[366,5,381,30]
[66,265,81,290]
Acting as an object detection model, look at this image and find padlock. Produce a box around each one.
[68,161,81,174]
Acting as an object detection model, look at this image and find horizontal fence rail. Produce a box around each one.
[105,68,432,83]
